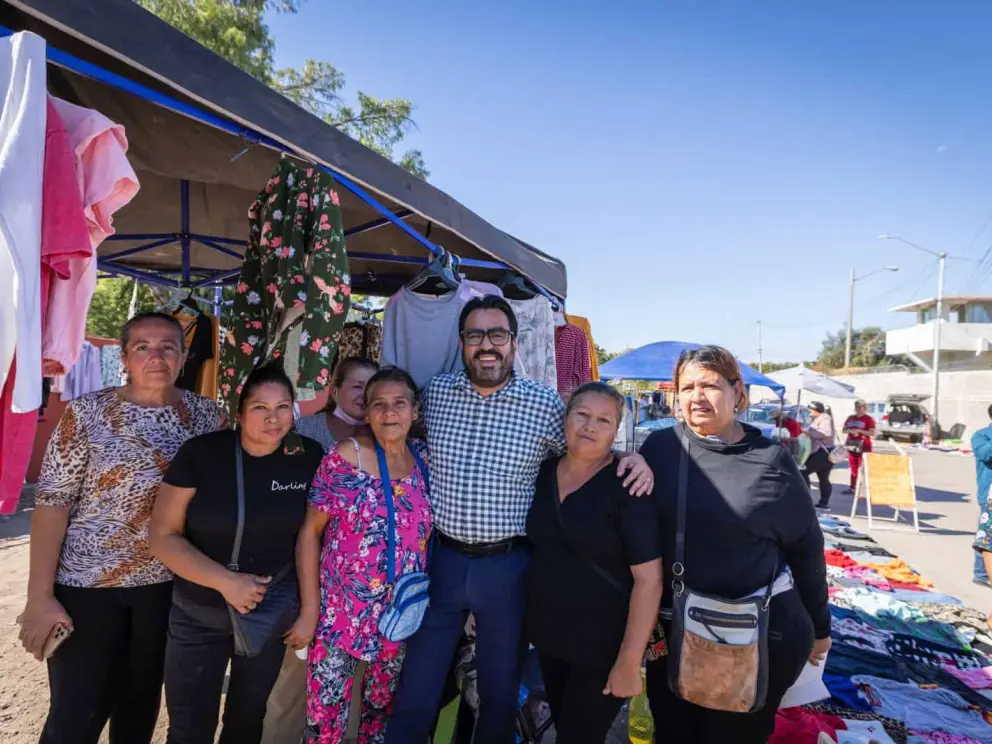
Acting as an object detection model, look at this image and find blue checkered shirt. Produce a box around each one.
[422,372,566,543]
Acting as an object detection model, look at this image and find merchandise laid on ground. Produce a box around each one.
[765,514,992,744]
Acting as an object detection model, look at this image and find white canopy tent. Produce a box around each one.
[766,365,858,404]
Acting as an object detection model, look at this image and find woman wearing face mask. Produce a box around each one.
[296,367,432,744]
[296,357,379,450]
[20,312,224,744]
[638,346,830,744]
[841,400,875,495]
[526,382,663,743]
[150,364,324,744]
[263,357,379,744]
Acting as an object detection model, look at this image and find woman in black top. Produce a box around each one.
[526,382,663,744]
[639,346,831,744]
[150,364,324,744]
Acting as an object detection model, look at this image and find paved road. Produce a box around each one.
[820,440,990,611]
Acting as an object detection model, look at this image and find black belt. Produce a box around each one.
[436,531,527,558]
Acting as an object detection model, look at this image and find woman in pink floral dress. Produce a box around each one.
[294,367,432,744]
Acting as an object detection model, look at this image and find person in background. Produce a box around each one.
[385,296,654,744]
[804,401,836,510]
[526,382,663,743]
[295,367,432,743]
[296,357,379,450]
[771,410,802,440]
[150,364,324,744]
[263,356,379,744]
[842,400,876,495]
[647,391,666,420]
[19,312,224,744]
[971,404,992,589]
[639,346,830,743]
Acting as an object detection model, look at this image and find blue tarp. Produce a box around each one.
[599,341,786,395]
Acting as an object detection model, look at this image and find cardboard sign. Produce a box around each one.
[862,453,916,507]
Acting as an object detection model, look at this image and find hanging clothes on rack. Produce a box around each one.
[219,160,351,414]
[42,96,140,378]
[60,341,103,401]
[99,345,122,389]
[555,321,592,400]
[0,32,47,417]
[172,306,219,398]
[334,319,383,364]
[381,286,467,390]
[0,77,93,517]
[564,314,600,381]
[507,295,557,390]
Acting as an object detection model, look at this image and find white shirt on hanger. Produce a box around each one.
[0,32,47,413]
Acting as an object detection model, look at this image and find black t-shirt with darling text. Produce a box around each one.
[162,428,324,608]
[525,456,662,670]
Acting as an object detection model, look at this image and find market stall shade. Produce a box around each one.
[0,0,567,299]
[766,365,858,400]
[599,341,786,395]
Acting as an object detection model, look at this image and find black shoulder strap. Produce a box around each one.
[673,424,690,594]
[228,438,246,572]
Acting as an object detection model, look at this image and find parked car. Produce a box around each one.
[870,395,931,443]
[744,403,812,438]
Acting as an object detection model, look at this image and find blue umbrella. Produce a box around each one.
[599,341,785,396]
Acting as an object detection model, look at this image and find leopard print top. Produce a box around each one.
[36,388,223,588]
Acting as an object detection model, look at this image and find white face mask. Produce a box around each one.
[332,406,364,427]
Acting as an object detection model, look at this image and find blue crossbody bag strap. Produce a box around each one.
[375,442,431,585]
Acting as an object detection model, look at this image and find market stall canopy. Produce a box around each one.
[765,365,858,400]
[0,0,567,298]
[599,341,786,395]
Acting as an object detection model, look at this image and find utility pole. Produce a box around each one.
[932,252,946,434]
[845,267,855,368]
[757,320,764,373]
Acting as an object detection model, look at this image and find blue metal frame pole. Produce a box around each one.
[180,180,191,285]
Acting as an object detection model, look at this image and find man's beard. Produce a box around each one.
[464,349,514,388]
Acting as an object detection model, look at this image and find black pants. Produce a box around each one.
[40,582,173,744]
[803,448,834,506]
[645,590,813,744]
[164,590,286,744]
[538,654,625,744]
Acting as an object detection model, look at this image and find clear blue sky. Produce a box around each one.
[268,0,992,362]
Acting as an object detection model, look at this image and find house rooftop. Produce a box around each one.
[889,295,992,313]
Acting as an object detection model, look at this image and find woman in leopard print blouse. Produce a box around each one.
[19,312,225,744]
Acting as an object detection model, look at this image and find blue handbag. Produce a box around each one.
[375,442,432,642]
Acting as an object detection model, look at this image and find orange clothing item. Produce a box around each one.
[864,558,934,588]
[564,314,599,381]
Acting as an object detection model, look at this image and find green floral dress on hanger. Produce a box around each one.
[219,159,351,415]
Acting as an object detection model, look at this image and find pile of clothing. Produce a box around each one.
[771,515,992,743]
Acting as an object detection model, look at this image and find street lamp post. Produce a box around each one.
[845,265,899,368]
[879,235,960,434]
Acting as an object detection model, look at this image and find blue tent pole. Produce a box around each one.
[180,180,191,285]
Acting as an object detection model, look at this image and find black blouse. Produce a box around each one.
[525,456,662,669]
[639,423,830,639]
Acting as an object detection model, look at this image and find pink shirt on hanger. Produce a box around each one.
[42,97,139,376]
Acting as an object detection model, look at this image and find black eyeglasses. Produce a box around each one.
[461,328,514,347]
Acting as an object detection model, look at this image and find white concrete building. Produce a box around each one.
[885,295,992,371]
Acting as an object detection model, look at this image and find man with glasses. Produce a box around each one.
[386,295,653,744]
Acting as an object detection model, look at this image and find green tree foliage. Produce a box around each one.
[595,344,621,366]
[817,326,890,369]
[136,0,428,177]
[86,279,158,340]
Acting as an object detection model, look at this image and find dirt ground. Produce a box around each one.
[0,488,169,744]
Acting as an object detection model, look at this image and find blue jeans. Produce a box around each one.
[976,490,990,583]
[385,541,530,744]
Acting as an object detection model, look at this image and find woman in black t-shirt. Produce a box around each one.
[525,382,663,744]
[639,346,831,744]
[150,364,324,744]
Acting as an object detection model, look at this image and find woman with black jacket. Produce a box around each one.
[639,346,831,744]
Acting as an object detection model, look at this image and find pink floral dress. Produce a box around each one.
[305,438,432,744]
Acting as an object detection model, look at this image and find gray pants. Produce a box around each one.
[261,646,308,744]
